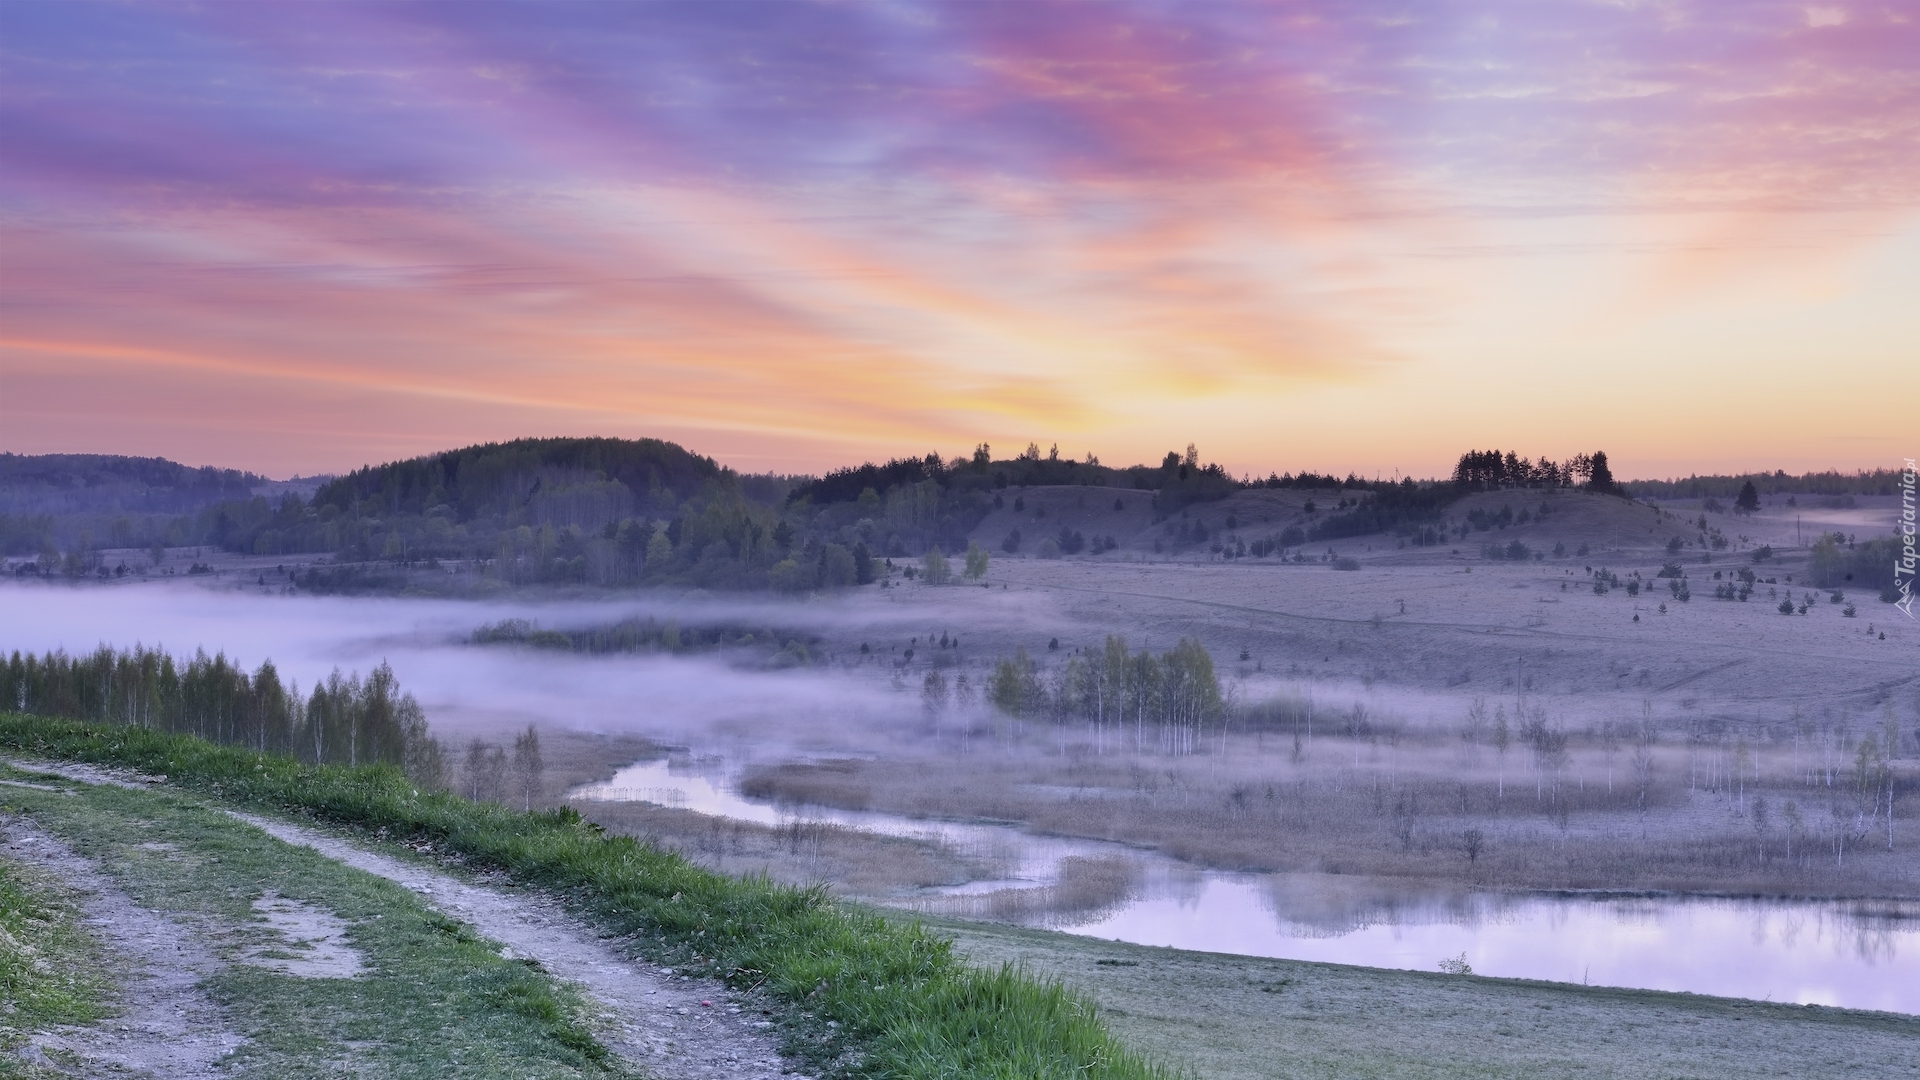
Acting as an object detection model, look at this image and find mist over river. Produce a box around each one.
[8,578,1920,1015]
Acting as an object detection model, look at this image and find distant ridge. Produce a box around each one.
[0,452,266,517]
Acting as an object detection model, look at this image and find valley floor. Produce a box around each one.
[926,914,1920,1079]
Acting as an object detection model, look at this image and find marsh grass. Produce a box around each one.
[577,799,990,897]
[0,713,1169,1080]
[740,737,1919,898]
[917,856,1142,926]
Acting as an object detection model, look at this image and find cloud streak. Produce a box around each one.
[2,1,1915,477]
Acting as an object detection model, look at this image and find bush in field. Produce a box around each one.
[769,556,813,592]
[963,540,990,579]
[922,546,950,585]
[1002,528,1022,553]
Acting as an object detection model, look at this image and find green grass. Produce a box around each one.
[0,762,629,1078]
[923,914,1920,1079]
[0,852,109,1055]
[0,713,1167,1080]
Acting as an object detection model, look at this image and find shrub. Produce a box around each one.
[963,541,990,580]
[922,546,951,585]
[1331,557,1361,571]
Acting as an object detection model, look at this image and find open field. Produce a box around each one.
[676,488,1917,902]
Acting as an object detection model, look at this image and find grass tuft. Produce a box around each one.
[0,856,109,1049]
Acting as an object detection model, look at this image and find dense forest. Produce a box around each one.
[0,646,443,783]
[0,452,284,555]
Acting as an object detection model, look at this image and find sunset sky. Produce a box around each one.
[2,2,1915,480]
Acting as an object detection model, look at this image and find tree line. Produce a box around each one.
[1451,449,1617,493]
[925,636,1226,756]
[0,646,443,785]
[1626,467,1909,500]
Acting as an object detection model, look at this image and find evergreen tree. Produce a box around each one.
[1586,451,1617,494]
[1734,480,1760,513]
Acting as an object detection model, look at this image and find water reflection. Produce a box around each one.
[577,756,1920,1015]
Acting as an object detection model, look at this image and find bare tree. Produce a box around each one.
[1462,828,1485,865]
[463,738,491,801]
[512,725,544,810]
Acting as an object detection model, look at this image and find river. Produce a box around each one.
[576,756,1920,1015]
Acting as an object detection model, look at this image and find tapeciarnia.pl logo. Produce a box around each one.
[1898,458,1916,619]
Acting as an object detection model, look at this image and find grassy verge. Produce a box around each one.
[0,713,1167,1080]
[0,851,109,1056]
[922,914,1920,1079]
[0,762,628,1079]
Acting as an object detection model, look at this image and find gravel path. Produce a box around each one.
[4,758,809,1080]
[228,810,807,1080]
[1,816,244,1078]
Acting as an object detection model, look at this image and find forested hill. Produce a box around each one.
[310,437,725,522]
[11,436,1905,594]
[0,453,263,516]
[0,452,281,555]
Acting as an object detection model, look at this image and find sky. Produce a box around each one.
[1,1,1915,481]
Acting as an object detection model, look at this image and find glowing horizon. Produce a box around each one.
[2,2,1914,481]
